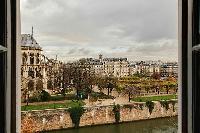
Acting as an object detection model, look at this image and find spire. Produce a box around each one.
[31,26,34,37]
[56,55,57,60]
[31,26,34,44]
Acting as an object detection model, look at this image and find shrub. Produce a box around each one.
[28,96,39,103]
[160,100,169,111]
[123,104,133,111]
[39,90,51,102]
[50,95,65,101]
[139,104,143,110]
[78,91,88,100]
[170,100,176,112]
[68,100,85,128]
[90,92,98,102]
[61,89,66,97]
[28,91,40,103]
[146,101,154,114]
[50,94,76,101]
[113,104,120,123]
[94,92,114,99]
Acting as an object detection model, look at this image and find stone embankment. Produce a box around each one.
[21,100,178,132]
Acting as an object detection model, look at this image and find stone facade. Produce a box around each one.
[21,101,178,132]
[129,61,178,78]
[84,57,178,78]
[160,62,178,78]
[103,57,129,77]
[21,34,48,94]
[21,33,64,98]
[83,55,130,77]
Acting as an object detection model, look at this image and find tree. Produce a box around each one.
[36,79,43,90]
[144,84,151,93]
[47,80,53,90]
[168,82,177,94]
[151,72,161,80]
[105,76,117,96]
[21,77,32,104]
[115,83,125,94]
[63,59,96,99]
[96,77,107,92]
[153,81,162,94]
[163,81,172,94]
[173,83,178,93]
[122,85,140,102]
[28,80,34,91]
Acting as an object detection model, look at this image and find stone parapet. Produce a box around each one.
[21,101,178,132]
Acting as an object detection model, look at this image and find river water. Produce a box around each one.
[46,117,178,133]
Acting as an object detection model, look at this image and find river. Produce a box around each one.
[45,117,178,133]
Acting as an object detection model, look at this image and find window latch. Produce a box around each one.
[193,44,200,51]
[0,45,7,53]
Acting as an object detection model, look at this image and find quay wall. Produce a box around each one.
[21,101,178,132]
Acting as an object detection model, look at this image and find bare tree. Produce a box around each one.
[21,77,34,105]
[36,78,43,90]
[63,59,96,99]
[122,85,140,102]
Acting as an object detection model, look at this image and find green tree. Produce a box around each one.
[154,81,162,94]
[115,84,125,94]
[144,84,151,93]
[164,81,172,94]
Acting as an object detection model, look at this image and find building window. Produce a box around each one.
[22,52,27,65]
[30,53,34,64]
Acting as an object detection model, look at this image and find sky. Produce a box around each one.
[20,0,178,62]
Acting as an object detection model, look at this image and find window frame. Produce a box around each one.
[191,0,200,132]
[0,0,21,132]
[179,0,200,132]
[0,0,197,132]
[0,0,7,132]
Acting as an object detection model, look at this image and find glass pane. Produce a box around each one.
[20,0,178,132]
[0,45,7,53]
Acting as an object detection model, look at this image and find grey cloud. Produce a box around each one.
[66,47,91,55]
[67,48,77,55]
[126,39,178,60]
[21,0,177,61]
[78,48,91,55]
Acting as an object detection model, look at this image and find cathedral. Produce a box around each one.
[21,29,63,98]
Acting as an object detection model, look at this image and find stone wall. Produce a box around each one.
[21,101,178,132]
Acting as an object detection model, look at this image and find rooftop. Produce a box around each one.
[21,34,42,49]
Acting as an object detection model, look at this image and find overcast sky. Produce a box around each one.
[21,0,178,62]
